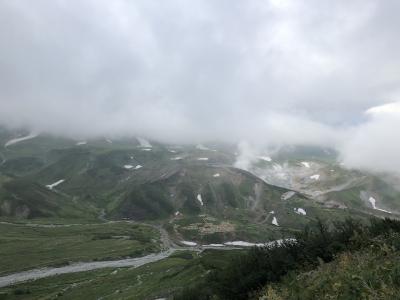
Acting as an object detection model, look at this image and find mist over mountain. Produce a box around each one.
[1,0,400,173]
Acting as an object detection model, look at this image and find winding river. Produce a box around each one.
[0,249,175,288]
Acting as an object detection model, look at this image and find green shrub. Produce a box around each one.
[175,217,400,300]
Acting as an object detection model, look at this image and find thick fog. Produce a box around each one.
[0,1,400,173]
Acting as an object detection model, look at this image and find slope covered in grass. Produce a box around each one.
[259,239,400,300]
[175,218,400,300]
[0,177,95,220]
[0,222,160,275]
[0,250,243,300]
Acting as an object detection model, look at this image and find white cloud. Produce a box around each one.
[340,102,400,173]
[365,102,400,115]
[0,1,400,173]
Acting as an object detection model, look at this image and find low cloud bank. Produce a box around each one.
[339,102,400,174]
[233,102,400,175]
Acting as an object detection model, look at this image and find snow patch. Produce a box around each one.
[170,156,183,161]
[224,238,296,248]
[213,173,220,177]
[5,133,38,147]
[310,174,320,180]
[124,164,142,170]
[207,243,225,247]
[181,241,197,246]
[377,208,392,214]
[272,217,279,226]
[76,141,87,146]
[224,241,258,247]
[301,162,310,168]
[259,156,272,162]
[197,194,204,206]
[197,157,209,161]
[294,208,307,215]
[46,179,65,190]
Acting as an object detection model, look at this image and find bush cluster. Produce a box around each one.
[174,217,400,300]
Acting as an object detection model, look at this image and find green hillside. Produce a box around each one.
[0,177,95,220]
[175,218,400,300]
[259,239,400,299]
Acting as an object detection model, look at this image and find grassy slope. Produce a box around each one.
[261,237,400,300]
[0,177,97,220]
[0,250,243,300]
[173,218,400,300]
[0,222,160,275]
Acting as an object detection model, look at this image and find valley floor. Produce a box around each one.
[0,221,160,276]
[0,249,241,299]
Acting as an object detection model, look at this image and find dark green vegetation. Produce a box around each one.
[175,218,400,300]
[261,236,400,299]
[0,250,243,300]
[0,222,160,275]
[0,177,95,220]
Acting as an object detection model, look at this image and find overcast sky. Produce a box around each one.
[0,0,400,172]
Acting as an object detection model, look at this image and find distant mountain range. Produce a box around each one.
[1,127,398,245]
